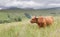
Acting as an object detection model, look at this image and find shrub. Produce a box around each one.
[14,17,22,22]
[3,20,11,23]
[0,19,11,24]
[0,15,22,24]
[0,20,3,23]
[17,17,22,21]
[50,13,56,14]
[8,14,10,18]
[24,13,31,19]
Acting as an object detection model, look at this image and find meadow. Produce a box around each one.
[0,9,60,37]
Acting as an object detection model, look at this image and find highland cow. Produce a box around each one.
[30,16,54,28]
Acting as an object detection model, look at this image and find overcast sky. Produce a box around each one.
[0,0,60,9]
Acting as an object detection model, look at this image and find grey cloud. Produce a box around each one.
[0,0,60,9]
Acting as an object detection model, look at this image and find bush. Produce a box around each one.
[8,14,10,18]
[0,19,11,24]
[0,20,3,23]
[3,20,11,23]
[14,17,22,22]
[17,17,22,21]
[24,13,31,19]
[0,15,22,24]
[50,13,56,14]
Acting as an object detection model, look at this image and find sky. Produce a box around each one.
[0,0,60,9]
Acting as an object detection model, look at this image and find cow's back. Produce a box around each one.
[45,16,54,25]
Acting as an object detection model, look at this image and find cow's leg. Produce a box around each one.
[37,23,41,28]
[43,23,46,28]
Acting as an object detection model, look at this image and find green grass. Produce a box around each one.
[0,9,59,21]
[0,16,59,37]
[0,9,60,37]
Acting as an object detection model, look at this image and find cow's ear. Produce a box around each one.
[33,16,36,18]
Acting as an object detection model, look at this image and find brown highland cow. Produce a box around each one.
[30,16,54,27]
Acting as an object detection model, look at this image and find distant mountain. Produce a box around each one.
[0,6,60,10]
[10,7,60,10]
[0,6,20,10]
[39,7,60,10]
[6,7,20,10]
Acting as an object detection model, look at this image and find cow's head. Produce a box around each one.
[30,16,37,23]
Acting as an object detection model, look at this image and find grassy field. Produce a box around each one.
[0,9,60,37]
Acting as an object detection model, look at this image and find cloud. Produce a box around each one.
[0,0,60,9]
[0,8,2,10]
[49,3,60,7]
[4,1,45,9]
[46,3,60,8]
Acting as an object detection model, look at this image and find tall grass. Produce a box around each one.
[0,9,60,37]
[0,16,59,37]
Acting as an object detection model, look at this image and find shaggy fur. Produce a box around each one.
[30,16,54,27]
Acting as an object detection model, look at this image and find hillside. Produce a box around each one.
[0,16,59,37]
[0,7,59,37]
